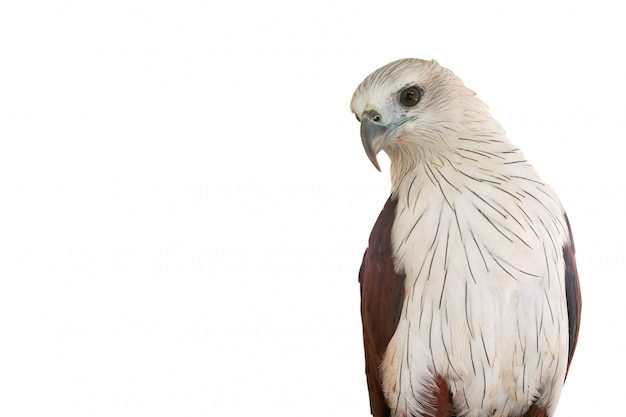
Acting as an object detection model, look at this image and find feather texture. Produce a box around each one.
[359,197,404,417]
[353,59,581,417]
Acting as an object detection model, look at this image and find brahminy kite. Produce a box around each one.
[351,59,581,417]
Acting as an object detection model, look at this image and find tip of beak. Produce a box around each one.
[370,156,381,172]
[360,117,389,172]
[363,142,382,172]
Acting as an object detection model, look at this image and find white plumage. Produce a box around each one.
[352,59,580,417]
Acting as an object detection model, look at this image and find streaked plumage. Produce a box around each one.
[351,59,581,417]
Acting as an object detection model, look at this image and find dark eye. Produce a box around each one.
[399,86,422,107]
[355,114,361,122]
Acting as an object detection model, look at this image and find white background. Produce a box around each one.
[1,1,624,416]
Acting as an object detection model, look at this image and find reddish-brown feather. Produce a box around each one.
[359,198,456,417]
[359,197,404,417]
[432,375,456,417]
[359,199,579,417]
[522,404,548,417]
[563,213,582,376]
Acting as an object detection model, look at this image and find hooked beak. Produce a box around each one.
[360,115,393,171]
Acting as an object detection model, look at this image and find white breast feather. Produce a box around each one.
[381,133,570,417]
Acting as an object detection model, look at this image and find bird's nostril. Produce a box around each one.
[372,115,381,123]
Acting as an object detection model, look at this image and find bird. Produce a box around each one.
[351,59,581,417]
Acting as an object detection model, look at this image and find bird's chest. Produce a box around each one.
[380,180,568,416]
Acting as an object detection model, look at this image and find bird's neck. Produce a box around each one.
[387,129,532,199]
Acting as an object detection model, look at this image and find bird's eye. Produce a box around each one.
[399,86,422,107]
[355,114,361,122]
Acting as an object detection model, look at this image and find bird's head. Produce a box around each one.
[350,58,493,174]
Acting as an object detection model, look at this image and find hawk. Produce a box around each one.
[351,59,581,417]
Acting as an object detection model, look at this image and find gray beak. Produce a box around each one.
[360,117,392,171]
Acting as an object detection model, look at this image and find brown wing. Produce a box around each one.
[563,213,582,375]
[358,197,405,417]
